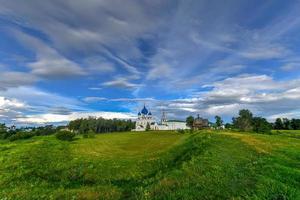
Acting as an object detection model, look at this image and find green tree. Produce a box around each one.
[0,123,7,139]
[186,116,194,129]
[225,123,233,129]
[79,120,89,134]
[145,123,151,131]
[55,130,75,141]
[274,118,284,130]
[291,119,300,130]
[68,119,82,132]
[233,109,253,132]
[0,123,6,133]
[215,116,223,128]
[282,118,291,130]
[252,117,272,134]
[68,118,135,134]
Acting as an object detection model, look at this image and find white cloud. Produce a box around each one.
[147,63,173,80]
[139,74,300,120]
[83,96,155,103]
[0,86,84,117]
[239,45,289,60]
[281,62,300,71]
[102,78,141,90]
[0,71,38,90]
[15,111,135,124]
[0,97,27,109]
[83,97,107,103]
[84,57,116,73]
[88,87,102,91]
[15,30,87,78]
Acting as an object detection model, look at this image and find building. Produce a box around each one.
[134,105,156,131]
[193,114,209,129]
[132,105,190,131]
[7,125,16,132]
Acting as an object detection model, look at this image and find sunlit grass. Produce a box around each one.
[0,130,299,199]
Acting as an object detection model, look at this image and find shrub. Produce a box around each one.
[177,129,185,134]
[55,131,75,141]
[252,117,272,134]
[9,132,35,141]
[83,130,96,138]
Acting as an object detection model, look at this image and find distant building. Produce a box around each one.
[134,105,156,131]
[132,105,189,131]
[193,114,209,129]
[8,125,16,131]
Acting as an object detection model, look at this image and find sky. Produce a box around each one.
[1,0,300,126]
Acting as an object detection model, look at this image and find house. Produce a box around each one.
[193,114,209,129]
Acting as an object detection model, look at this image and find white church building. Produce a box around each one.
[132,105,189,131]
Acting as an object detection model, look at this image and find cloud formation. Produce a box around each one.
[1,0,300,125]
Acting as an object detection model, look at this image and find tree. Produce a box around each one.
[225,123,233,129]
[79,120,88,134]
[291,119,300,130]
[215,116,223,128]
[145,123,151,131]
[0,124,7,139]
[233,109,253,132]
[0,123,6,133]
[282,118,291,130]
[68,118,135,134]
[186,116,194,129]
[252,117,272,134]
[68,119,82,132]
[55,130,75,141]
[274,118,284,130]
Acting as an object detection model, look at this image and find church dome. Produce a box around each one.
[138,112,141,115]
[141,105,149,115]
[148,112,152,115]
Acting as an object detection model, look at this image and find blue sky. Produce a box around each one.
[1,0,300,125]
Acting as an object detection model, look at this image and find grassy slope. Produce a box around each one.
[0,130,299,199]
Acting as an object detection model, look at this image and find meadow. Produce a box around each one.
[0,130,299,199]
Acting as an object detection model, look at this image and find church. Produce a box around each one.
[132,105,190,131]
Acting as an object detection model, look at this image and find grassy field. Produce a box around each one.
[0,130,299,199]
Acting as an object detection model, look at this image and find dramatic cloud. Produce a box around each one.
[14,30,87,78]
[150,74,300,121]
[1,0,300,125]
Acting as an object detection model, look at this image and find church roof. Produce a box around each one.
[138,112,141,115]
[141,105,149,115]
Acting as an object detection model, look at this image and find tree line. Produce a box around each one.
[1,110,300,141]
[68,117,135,134]
[0,124,59,141]
[273,118,300,130]
[0,117,135,141]
[187,109,300,134]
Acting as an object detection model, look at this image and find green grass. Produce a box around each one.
[0,130,299,199]
[271,129,300,139]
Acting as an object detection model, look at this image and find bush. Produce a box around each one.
[55,131,75,141]
[83,130,96,138]
[177,129,185,134]
[9,132,35,141]
[252,117,272,134]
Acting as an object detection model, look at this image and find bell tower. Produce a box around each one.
[161,110,167,124]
